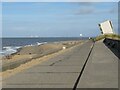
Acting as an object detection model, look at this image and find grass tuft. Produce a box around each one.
[93,34,120,41]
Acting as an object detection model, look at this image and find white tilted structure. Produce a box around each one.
[98,20,114,34]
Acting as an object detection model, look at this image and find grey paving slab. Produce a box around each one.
[3,73,79,88]
[38,42,92,66]
[3,41,93,88]
[77,41,118,88]
[23,66,81,73]
[3,84,74,88]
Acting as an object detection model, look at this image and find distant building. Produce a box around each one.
[98,20,114,34]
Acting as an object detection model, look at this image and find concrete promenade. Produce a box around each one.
[77,40,118,88]
[2,40,118,89]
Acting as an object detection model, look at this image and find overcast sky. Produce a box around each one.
[2,2,118,37]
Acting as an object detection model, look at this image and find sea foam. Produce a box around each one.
[1,46,21,56]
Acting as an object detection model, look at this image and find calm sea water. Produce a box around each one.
[1,37,88,55]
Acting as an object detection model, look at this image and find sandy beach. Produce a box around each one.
[1,40,84,77]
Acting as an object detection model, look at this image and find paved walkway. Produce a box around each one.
[3,41,93,88]
[77,41,118,88]
[2,40,118,89]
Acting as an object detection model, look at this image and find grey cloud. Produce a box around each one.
[94,7,118,14]
[108,7,118,13]
[77,2,94,6]
[74,2,95,15]
[75,7,94,14]
[75,6,117,15]
[74,2,118,15]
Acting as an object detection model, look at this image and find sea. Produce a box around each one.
[1,37,88,56]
